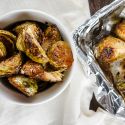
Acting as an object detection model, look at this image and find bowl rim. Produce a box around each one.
[0,9,77,106]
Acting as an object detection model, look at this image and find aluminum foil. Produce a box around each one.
[73,0,125,119]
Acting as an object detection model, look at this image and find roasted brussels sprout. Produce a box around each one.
[8,75,38,96]
[40,25,62,52]
[48,41,73,69]
[0,41,7,58]
[16,22,49,65]
[21,61,64,82]
[115,20,125,41]
[45,25,61,42]
[0,53,22,77]
[94,36,125,63]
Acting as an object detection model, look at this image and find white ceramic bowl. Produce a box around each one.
[0,9,76,105]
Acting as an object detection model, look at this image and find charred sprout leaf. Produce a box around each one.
[0,30,16,41]
[0,53,22,77]
[21,61,64,82]
[13,22,35,34]
[48,41,73,69]
[16,33,25,51]
[8,75,38,96]
[0,41,7,58]
[0,33,15,56]
[16,22,49,65]
[40,25,62,52]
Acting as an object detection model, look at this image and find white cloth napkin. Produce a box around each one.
[0,0,125,125]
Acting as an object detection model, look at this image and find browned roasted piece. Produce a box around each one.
[94,36,125,63]
[40,25,61,52]
[8,75,38,96]
[0,53,22,77]
[110,59,125,83]
[115,20,125,41]
[15,22,49,65]
[48,41,73,69]
[116,82,125,100]
[21,61,64,82]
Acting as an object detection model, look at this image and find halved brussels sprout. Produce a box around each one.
[0,53,22,77]
[48,41,73,69]
[21,61,64,82]
[0,41,7,58]
[16,23,49,65]
[40,25,62,52]
[8,75,38,96]
[94,36,125,63]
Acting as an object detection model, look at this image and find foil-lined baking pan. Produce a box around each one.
[73,0,125,119]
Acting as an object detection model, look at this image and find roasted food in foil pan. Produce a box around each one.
[73,0,125,118]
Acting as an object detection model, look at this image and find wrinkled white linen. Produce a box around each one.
[0,0,125,125]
